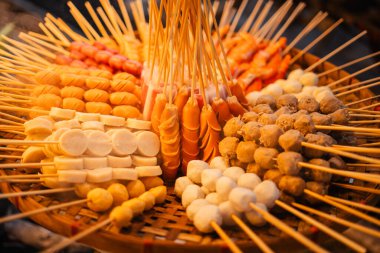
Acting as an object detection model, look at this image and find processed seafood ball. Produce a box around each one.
[201,169,223,192]
[138,191,156,210]
[274,106,292,117]
[229,187,256,212]
[258,113,278,125]
[292,109,308,119]
[149,186,167,204]
[186,199,209,221]
[87,188,113,212]
[246,91,262,106]
[182,184,205,208]
[310,112,332,128]
[210,156,228,171]
[277,152,303,176]
[239,122,262,141]
[107,183,129,206]
[193,205,222,233]
[302,86,318,96]
[236,141,258,163]
[319,95,344,114]
[298,95,319,113]
[299,72,319,86]
[205,193,221,205]
[216,176,237,199]
[254,180,280,208]
[174,176,193,198]
[256,94,276,109]
[110,205,133,228]
[245,202,267,226]
[241,111,259,123]
[237,173,261,191]
[246,163,266,178]
[223,117,244,137]
[252,104,273,114]
[259,125,283,148]
[263,169,283,185]
[122,198,146,216]
[254,147,279,170]
[283,79,302,94]
[219,201,242,226]
[261,83,284,98]
[279,176,306,197]
[294,114,315,136]
[223,167,245,182]
[126,180,146,198]
[276,114,295,132]
[187,160,209,184]
[277,94,298,113]
[219,137,239,159]
[329,156,347,170]
[316,132,337,146]
[305,181,329,204]
[287,69,304,80]
[329,108,350,124]
[275,79,287,87]
[309,159,332,183]
[312,86,332,98]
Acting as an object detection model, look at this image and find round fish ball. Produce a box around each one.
[107,183,129,206]
[223,117,244,137]
[246,91,262,106]
[193,205,222,233]
[309,159,332,183]
[254,180,280,208]
[210,156,228,171]
[258,113,278,125]
[138,191,156,210]
[122,198,145,216]
[256,94,276,109]
[239,121,261,141]
[319,95,344,114]
[254,147,279,170]
[302,86,318,96]
[252,104,273,114]
[237,173,261,191]
[259,124,283,148]
[201,186,210,195]
[283,79,302,94]
[277,94,298,113]
[263,169,283,185]
[126,180,146,198]
[201,169,222,192]
[300,72,318,86]
[229,187,256,212]
[261,83,284,98]
[186,199,209,221]
[247,163,266,178]
[236,141,257,163]
[245,203,267,226]
[312,86,332,98]
[241,111,259,123]
[298,95,319,113]
[219,201,242,226]
[219,137,239,159]
[315,90,334,103]
[74,183,97,198]
[215,176,236,199]
[182,184,205,208]
[206,192,221,205]
[279,176,306,197]
[279,129,305,152]
[149,185,167,204]
[277,152,303,176]
[110,205,133,228]
[174,176,193,197]
[275,79,287,88]
[287,69,304,80]
[187,160,209,184]
[87,188,113,212]
[223,167,245,182]
[140,176,164,190]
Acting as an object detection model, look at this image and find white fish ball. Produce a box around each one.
[201,186,210,195]
[302,86,318,96]
[223,167,245,182]
[245,203,267,226]
[261,83,284,98]
[312,86,332,98]
[283,79,303,94]
[246,91,262,106]
[174,176,193,198]
[219,201,242,226]
[187,160,209,184]
[210,156,228,171]
[182,184,205,208]
[288,69,304,81]
[229,187,256,212]
[237,173,262,191]
[216,176,237,201]
[206,192,222,205]
[201,169,223,192]
[186,199,209,221]
[275,79,287,88]
[253,180,280,208]
[315,90,334,103]
[300,72,319,86]
[194,205,222,233]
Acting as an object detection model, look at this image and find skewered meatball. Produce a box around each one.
[298,95,319,113]
[262,83,283,98]
[252,104,273,114]
[288,69,304,80]
[246,163,266,178]
[256,94,276,109]
[278,176,305,197]
[304,133,328,158]
[329,108,350,124]
[305,181,329,204]
[309,159,332,183]
[258,113,278,125]
[277,152,303,176]
[219,137,239,159]
[319,95,344,114]
[283,79,302,94]
[329,156,347,170]
[276,114,295,132]
[274,106,292,117]
[316,132,337,146]
[223,117,244,137]
[241,112,258,123]
[294,114,315,136]
[263,169,283,185]
[236,141,257,163]
[279,129,304,152]
[278,192,296,205]
[336,133,357,146]
[239,122,261,141]
[310,112,332,129]
[276,94,298,113]
[254,147,279,169]
[259,125,283,148]
[300,72,319,86]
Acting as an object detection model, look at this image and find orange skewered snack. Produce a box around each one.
[200,105,221,163]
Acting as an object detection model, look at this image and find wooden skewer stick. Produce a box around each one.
[3,179,43,183]
[0,147,25,152]
[0,117,24,126]
[332,144,380,154]
[250,0,273,35]
[249,203,328,253]
[210,221,243,253]
[276,200,366,253]
[349,113,380,118]
[27,31,65,47]
[301,142,380,165]
[0,187,75,200]
[315,124,380,134]
[231,214,274,253]
[332,183,380,195]
[292,202,380,238]
[0,174,56,180]
[348,108,380,115]
[304,189,380,227]
[0,139,57,146]
[226,0,249,38]
[43,17,71,46]
[360,102,380,110]
[0,155,22,159]
[329,62,380,88]
[349,119,380,124]
[325,195,380,214]
[0,111,26,122]
[0,198,87,224]
[359,142,380,147]
[0,105,48,114]
[319,51,380,77]
[0,162,55,169]
[239,0,263,33]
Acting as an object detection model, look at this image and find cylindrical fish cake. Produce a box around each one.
[35,94,62,109]
[85,77,111,90]
[62,97,85,112]
[84,89,110,102]
[60,74,86,87]
[35,70,61,86]
[109,92,140,106]
[112,105,141,119]
[60,86,85,99]
[111,79,136,92]
[31,85,60,97]
[85,102,112,115]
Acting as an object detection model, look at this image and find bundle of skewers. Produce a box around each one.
[0,0,379,252]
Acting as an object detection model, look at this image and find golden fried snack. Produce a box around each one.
[113,105,141,119]
[89,69,113,80]
[113,72,137,81]
[60,86,85,99]
[31,85,60,97]
[133,86,142,99]
[52,65,89,76]
[111,79,135,92]
[85,102,112,115]
[85,77,111,90]
[63,97,85,112]
[35,70,61,86]
[60,74,86,87]
[110,92,140,106]
[29,106,47,119]
[84,89,110,102]
[35,94,62,109]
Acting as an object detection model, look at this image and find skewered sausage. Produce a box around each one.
[60,86,85,99]
[84,89,110,102]
[31,85,60,97]
[85,102,112,115]
[112,105,141,119]
[110,92,140,106]
[35,70,61,86]
[60,74,87,87]
[62,97,85,112]
[35,94,62,109]
[85,77,111,90]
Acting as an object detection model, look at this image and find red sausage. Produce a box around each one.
[122,59,143,77]
[93,41,106,50]
[70,60,88,69]
[109,55,127,70]
[70,41,85,52]
[55,54,73,65]
[84,58,98,67]
[70,50,86,61]
[94,50,113,64]
[80,45,98,58]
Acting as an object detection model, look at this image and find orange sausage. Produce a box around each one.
[109,92,140,106]
[112,105,141,119]
[111,79,135,92]
[85,102,112,115]
[84,89,110,102]
[35,94,62,109]
[60,86,85,99]
[62,97,85,112]
[85,77,111,90]
[31,85,60,97]
[60,74,87,87]
[89,69,113,80]
[35,70,61,86]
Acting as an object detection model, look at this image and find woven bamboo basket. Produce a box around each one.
[0,48,379,252]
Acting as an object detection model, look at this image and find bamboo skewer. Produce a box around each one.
[315,124,380,134]
[239,0,263,33]
[325,195,380,214]
[0,147,25,152]
[360,102,380,110]
[348,108,380,115]
[349,119,380,124]
[276,200,366,253]
[0,155,22,159]
[249,203,328,253]
[349,113,380,118]
[211,221,243,253]
[332,145,380,154]
[0,174,57,180]
[332,183,380,195]
[226,0,248,38]
[0,187,75,200]
[0,162,55,169]
[359,142,380,147]
[293,202,380,238]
